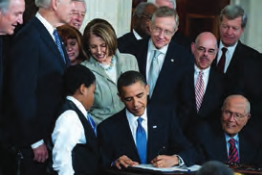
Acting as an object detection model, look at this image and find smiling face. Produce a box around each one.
[192,32,218,70]
[0,0,25,35]
[221,96,250,137]
[55,0,75,24]
[219,16,244,47]
[89,33,110,63]
[151,16,176,49]
[65,38,80,64]
[119,81,149,117]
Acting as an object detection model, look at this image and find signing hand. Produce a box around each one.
[32,143,48,163]
[151,155,178,168]
[113,155,139,169]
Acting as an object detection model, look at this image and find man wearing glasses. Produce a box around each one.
[134,6,193,107]
[192,95,261,165]
[176,32,225,138]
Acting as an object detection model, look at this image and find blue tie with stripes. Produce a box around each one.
[136,117,147,164]
[53,29,66,63]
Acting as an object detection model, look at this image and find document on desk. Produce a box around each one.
[132,164,201,172]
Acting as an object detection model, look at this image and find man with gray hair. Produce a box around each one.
[196,161,234,175]
[69,0,86,30]
[192,95,261,165]
[5,0,74,174]
[118,2,157,53]
[147,0,176,9]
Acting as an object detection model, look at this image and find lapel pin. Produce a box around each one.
[153,125,157,128]
[171,59,174,62]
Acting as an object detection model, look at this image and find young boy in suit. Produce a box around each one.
[52,65,99,175]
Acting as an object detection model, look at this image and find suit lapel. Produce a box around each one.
[137,39,149,78]
[32,17,67,69]
[216,130,228,162]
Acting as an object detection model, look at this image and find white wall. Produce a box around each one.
[80,0,132,37]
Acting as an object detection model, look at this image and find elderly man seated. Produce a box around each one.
[192,95,261,165]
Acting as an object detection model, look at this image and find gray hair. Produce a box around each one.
[151,6,179,30]
[196,161,234,175]
[35,0,51,8]
[220,5,247,28]
[147,0,176,9]
[72,0,86,11]
[133,2,155,18]
[0,0,10,14]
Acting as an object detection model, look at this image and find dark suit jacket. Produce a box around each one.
[6,17,70,147]
[97,106,195,167]
[133,38,194,106]
[171,30,192,52]
[117,32,138,54]
[192,120,261,165]
[212,41,260,95]
[177,67,226,133]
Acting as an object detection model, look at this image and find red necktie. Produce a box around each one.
[228,138,239,163]
[217,47,227,73]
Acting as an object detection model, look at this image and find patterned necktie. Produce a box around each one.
[86,112,96,136]
[136,117,147,164]
[195,71,204,112]
[228,138,239,163]
[217,47,227,73]
[53,29,66,63]
[148,50,161,98]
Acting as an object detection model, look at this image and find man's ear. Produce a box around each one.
[51,0,59,11]
[118,92,123,102]
[145,84,149,95]
[79,84,86,94]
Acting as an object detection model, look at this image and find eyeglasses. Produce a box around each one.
[223,110,248,121]
[196,46,216,55]
[152,26,175,37]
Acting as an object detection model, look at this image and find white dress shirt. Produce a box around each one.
[216,41,238,73]
[194,65,211,94]
[126,109,148,144]
[52,96,88,175]
[146,39,168,83]
[31,12,57,149]
[133,29,142,40]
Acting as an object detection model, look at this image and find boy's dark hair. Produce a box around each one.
[63,65,95,96]
[117,71,147,94]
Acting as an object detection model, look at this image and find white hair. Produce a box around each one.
[147,0,176,9]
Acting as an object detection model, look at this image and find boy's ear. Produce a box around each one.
[79,84,86,94]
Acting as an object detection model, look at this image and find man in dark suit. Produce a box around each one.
[132,6,193,107]
[0,0,25,174]
[177,32,225,134]
[118,2,157,54]
[5,0,74,174]
[193,95,260,165]
[97,71,195,170]
[212,5,261,95]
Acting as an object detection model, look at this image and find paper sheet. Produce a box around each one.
[132,164,201,172]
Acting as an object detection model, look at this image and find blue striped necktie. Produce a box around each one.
[53,29,66,63]
[136,117,147,164]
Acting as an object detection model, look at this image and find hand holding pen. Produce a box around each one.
[151,146,179,168]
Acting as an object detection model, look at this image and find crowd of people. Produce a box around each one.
[0,0,261,175]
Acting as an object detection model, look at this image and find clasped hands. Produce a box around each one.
[114,155,179,169]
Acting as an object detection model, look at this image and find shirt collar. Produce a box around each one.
[225,133,239,143]
[133,29,142,40]
[35,12,56,40]
[219,40,238,54]
[148,38,168,55]
[66,96,87,117]
[126,108,148,123]
[194,64,210,75]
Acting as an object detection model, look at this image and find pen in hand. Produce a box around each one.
[157,146,165,155]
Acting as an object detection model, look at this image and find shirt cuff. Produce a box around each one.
[174,155,184,166]
[31,140,44,149]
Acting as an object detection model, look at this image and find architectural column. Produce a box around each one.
[80,0,132,38]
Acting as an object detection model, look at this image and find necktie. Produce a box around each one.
[217,47,227,73]
[53,29,66,63]
[86,112,96,136]
[148,50,161,98]
[136,117,147,164]
[228,138,239,163]
[195,71,204,112]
